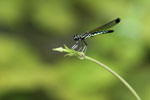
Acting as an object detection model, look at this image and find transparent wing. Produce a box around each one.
[89,18,120,34]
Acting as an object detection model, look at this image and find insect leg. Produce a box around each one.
[78,41,84,52]
[71,41,80,50]
[82,40,88,53]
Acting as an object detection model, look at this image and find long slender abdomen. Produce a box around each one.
[85,30,114,39]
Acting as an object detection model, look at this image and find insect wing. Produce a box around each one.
[89,18,120,34]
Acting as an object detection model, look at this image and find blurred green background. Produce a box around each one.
[0,0,150,100]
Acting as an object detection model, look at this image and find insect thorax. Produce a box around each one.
[81,32,96,39]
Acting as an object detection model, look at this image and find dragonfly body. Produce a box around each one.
[71,18,121,53]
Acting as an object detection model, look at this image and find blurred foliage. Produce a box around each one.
[0,0,150,100]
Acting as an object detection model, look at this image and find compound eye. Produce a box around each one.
[73,34,79,41]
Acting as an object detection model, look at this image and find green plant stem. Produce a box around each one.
[53,46,141,100]
[85,55,141,100]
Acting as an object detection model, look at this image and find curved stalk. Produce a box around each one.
[53,45,141,100]
[85,56,141,100]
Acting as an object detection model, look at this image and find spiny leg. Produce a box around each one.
[71,44,77,50]
[71,41,80,50]
[82,45,87,54]
[78,41,84,52]
[82,40,88,53]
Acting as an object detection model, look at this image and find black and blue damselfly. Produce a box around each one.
[71,18,121,53]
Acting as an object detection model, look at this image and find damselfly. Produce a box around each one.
[71,18,121,53]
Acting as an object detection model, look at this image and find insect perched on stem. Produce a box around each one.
[71,18,121,53]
